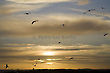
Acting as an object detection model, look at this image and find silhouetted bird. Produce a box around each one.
[24,12,31,15]
[101,7,105,10]
[104,33,108,36]
[6,64,8,69]
[32,20,39,24]
[69,57,74,60]
[88,9,91,12]
[33,68,34,70]
[62,24,64,27]
[38,59,40,60]
[34,64,36,67]
[58,42,61,44]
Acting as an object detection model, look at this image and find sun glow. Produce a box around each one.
[43,51,55,56]
[46,62,53,65]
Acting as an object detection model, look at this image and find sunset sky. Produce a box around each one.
[0,0,110,69]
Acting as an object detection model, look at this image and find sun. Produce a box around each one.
[43,51,55,56]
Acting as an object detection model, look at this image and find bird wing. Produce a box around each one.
[32,21,35,24]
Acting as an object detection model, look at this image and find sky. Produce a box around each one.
[0,0,110,69]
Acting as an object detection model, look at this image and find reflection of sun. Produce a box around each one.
[43,51,55,56]
[46,62,53,65]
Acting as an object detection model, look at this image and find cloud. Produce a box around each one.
[1,44,110,57]
[0,15,110,37]
[77,0,90,5]
[7,0,90,5]
[0,1,47,14]
[7,0,70,3]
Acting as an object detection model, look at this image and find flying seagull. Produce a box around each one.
[24,12,31,15]
[38,59,40,60]
[101,7,105,10]
[33,68,34,70]
[104,33,108,36]
[62,24,64,27]
[34,64,36,67]
[32,20,39,24]
[6,64,8,69]
[69,57,74,60]
[58,42,61,44]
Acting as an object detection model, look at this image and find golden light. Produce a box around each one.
[46,62,53,65]
[43,51,55,56]
[46,59,61,61]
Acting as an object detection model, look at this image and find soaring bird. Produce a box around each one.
[88,9,91,12]
[69,57,74,60]
[6,64,8,69]
[24,12,31,15]
[101,7,105,10]
[58,42,61,44]
[62,24,64,27]
[104,33,108,36]
[32,20,39,24]
[34,64,36,67]
[38,59,40,60]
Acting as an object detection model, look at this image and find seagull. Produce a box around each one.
[34,64,36,67]
[58,42,61,44]
[24,12,31,15]
[101,7,105,10]
[6,64,8,69]
[38,59,40,60]
[62,24,64,27]
[104,33,108,36]
[32,20,39,24]
[69,57,74,60]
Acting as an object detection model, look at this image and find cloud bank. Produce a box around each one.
[0,16,110,36]
[7,0,70,3]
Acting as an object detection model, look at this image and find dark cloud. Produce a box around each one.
[52,48,92,51]
[0,18,110,36]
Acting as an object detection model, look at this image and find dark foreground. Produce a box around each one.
[0,69,110,73]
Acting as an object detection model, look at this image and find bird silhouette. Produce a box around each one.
[62,24,64,27]
[6,64,8,69]
[58,42,61,44]
[24,12,31,15]
[101,7,105,10]
[38,59,40,60]
[32,20,39,24]
[34,64,36,67]
[69,57,74,60]
[33,68,34,70]
[104,33,108,36]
